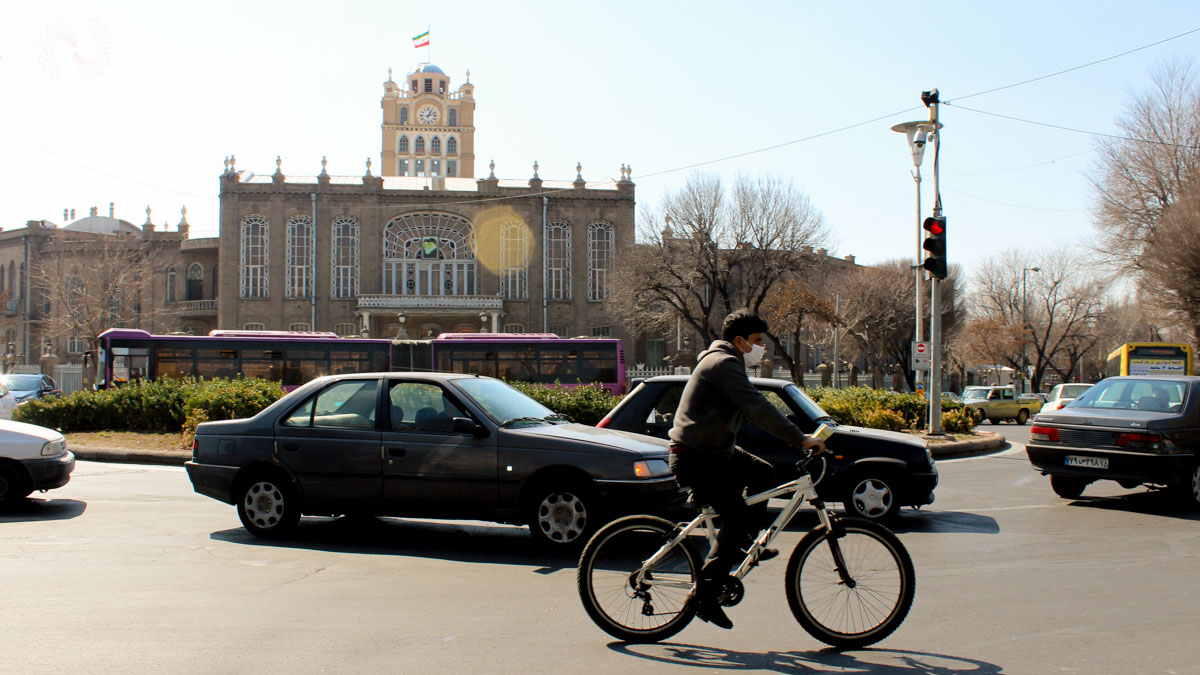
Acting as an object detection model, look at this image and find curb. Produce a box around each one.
[929,431,1008,460]
[70,446,190,466]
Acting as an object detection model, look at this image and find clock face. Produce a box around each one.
[419,106,438,124]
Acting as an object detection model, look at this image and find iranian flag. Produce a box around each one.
[413,31,429,48]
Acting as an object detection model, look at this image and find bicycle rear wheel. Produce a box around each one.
[784,517,915,649]
[577,515,702,643]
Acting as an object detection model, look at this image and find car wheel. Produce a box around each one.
[844,473,900,521]
[527,480,599,548]
[1016,409,1029,425]
[988,418,999,425]
[1170,464,1200,510]
[0,463,32,503]
[1050,475,1089,499]
[236,474,300,537]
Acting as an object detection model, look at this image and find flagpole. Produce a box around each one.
[426,25,431,64]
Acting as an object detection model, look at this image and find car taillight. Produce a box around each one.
[1030,426,1059,441]
[1116,433,1160,450]
[596,417,611,428]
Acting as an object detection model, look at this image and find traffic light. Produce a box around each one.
[922,215,947,279]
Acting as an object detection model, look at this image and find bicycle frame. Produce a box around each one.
[635,470,836,587]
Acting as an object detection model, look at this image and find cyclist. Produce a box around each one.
[668,309,825,629]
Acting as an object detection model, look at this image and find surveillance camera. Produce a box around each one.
[913,130,928,148]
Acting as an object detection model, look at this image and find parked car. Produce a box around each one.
[185,372,681,547]
[0,382,15,420]
[1027,375,1200,507]
[1,373,60,404]
[0,419,74,502]
[596,376,938,521]
[1042,382,1095,413]
[963,385,1043,424]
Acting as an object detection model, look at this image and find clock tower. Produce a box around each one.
[380,64,476,179]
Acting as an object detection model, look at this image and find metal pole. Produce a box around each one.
[310,192,317,331]
[927,95,943,435]
[913,168,923,393]
[1022,268,1028,396]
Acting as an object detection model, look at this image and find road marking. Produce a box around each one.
[938,443,1025,462]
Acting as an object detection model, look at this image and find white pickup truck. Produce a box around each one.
[962,385,1044,425]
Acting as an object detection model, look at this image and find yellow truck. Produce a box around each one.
[962,385,1043,425]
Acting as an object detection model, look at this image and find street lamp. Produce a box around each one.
[1021,266,1041,395]
[479,311,489,332]
[890,120,941,393]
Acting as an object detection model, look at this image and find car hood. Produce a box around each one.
[0,419,65,443]
[9,388,38,399]
[502,422,670,458]
[829,424,928,451]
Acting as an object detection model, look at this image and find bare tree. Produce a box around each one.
[1091,60,1200,270]
[967,248,1108,392]
[612,172,829,345]
[760,277,840,386]
[31,231,173,359]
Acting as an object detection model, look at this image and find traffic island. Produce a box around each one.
[924,431,1007,460]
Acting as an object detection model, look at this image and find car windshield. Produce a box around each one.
[3,374,43,389]
[962,387,989,400]
[783,385,834,423]
[452,377,560,427]
[1067,378,1186,412]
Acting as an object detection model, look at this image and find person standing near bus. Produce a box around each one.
[668,309,826,629]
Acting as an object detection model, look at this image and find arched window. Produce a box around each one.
[430,136,441,154]
[331,216,360,299]
[398,135,409,153]
[243,322,265,330]
[186,263,204,301]
[500,221,531,299]
[334,322,356,337]
[448,108,458,127]
[503,323,525,333]
[166,267,177,304]
[447,137,458,155]
[382,213,476,297]
[399,106,409,124]
[285,215,314,298]
[588,222,614,302]
[7,261,13,298]
[240,215,269,298]
[546,221,571,300]
[415,136,425,154]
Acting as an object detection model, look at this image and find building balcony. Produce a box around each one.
[178,299,218,317]
[356,294,502,313]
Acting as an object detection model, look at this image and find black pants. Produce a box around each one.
[670,447,776,584]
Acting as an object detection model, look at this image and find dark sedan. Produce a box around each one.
[1027,375,1200,507]
[185,372,680,547]
[597,376,938,521]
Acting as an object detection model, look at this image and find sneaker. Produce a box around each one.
[687,585,734,630]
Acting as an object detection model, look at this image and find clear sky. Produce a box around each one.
[4,1,1200,276]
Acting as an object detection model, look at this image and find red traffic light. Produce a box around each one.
[922,216,945,236]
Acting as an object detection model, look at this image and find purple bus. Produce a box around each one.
[391,333,627,395]
[96,329,626,394]
[96,329,389,390]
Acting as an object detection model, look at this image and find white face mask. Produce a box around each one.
[743,342,766,367]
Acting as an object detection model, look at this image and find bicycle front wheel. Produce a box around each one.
[785,517,915,649]
[577,515,702,643]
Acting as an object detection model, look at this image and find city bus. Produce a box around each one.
[96,329,626,393]
[390,333,626,395]
[1104,342,1194,377]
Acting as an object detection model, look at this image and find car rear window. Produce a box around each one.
[1069,379,1185,412]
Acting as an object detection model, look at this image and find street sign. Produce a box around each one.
[911,340,931,371]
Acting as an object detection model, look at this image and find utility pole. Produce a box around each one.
[922,89,944,435]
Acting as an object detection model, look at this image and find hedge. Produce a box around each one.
[504,380,621,426]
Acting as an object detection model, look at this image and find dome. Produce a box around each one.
[415,63,445,75]
[64,215,141,235]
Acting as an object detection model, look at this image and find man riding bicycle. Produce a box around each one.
[668,310,825,629]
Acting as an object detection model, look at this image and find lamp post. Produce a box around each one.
[891,121,930,393]
[480,311,489,333]
[1021,266,1041,395]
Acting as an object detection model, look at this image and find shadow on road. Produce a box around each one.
[0,497,87,522]
[608,642,1003,674]
[1065,489,1200,521]
[890,510,1001,535]
[209,515,578,571]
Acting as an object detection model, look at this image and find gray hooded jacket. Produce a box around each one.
[667,340,809,456]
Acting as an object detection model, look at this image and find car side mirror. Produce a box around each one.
[452,417,488,438]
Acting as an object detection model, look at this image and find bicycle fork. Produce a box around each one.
[816,506,857,589]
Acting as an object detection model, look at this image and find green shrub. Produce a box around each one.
[504,381,622,425]
[861,407,906,431]
[808,387,928,431]
[941,407,978,434]
[14,377,285,437]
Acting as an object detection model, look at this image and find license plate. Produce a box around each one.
[1065,455,1108,469]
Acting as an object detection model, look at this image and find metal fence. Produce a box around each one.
[54,364,84,395]
[626,365,879,389]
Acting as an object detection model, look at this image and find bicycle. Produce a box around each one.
[576,455,916,648]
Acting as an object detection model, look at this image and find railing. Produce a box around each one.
[179,299,218,315]
[356,294,503,310]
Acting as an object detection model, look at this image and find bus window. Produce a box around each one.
[155,347,195,381]
[579,345,618,384]
[536,344,579,384]
[437,344,497,378]
[497,345,538,383]
[242,348,283,381]
[196,348,239,380]
[285,349,328,385]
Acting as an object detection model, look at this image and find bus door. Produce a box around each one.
[109,346,149,385]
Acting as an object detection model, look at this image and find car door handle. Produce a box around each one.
[387,447,406,457]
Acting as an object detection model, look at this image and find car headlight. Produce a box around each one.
[633,459,672,478]
[41,439,65,456]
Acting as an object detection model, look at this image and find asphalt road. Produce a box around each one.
[4,431,1199,675]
